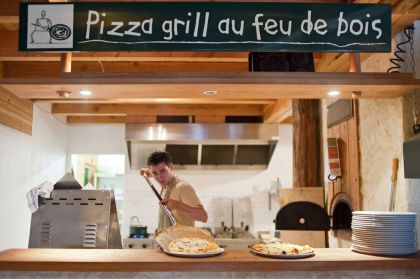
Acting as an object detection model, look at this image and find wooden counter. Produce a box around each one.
[0,248,419,272]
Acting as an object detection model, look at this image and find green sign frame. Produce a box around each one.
[19,2,391,52]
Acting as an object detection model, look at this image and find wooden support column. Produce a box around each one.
[60,52,72,73]
[292,99,321,188]
[349,53,361,73]
[289,52,321,188]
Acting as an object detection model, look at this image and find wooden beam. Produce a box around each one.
[34,98,274,105]
[2,61,249,78]
[263,99,292,123]
[2,72,418,100]
[0,16,18,31]
[67,115,126,124]
[349,53,361,73]
[316,53,349,72]
[0,0,19,17]
[67,115,157,124]
[60,53,72,73]
[0,85,32,135]
[52,103,264,116]
[392,0,420,14]
[391,8,420,36]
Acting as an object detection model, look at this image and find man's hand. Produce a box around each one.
[161,198,180,210]
[140,168,152,178]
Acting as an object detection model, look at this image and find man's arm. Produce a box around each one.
[162,199,208,222]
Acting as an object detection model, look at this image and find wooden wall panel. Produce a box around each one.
[327,100,360,212]
[0,86,32,135]
[348,101,360,210]
[339,121,349,195]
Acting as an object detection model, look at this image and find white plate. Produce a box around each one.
[351,247,417,256]
[352,238,416,244]
[351,226,415,232]
[351,220,415,225]
[352,216,416,220]
[353,211,417,216]
[352,242,416,249]
[352,220,416,225]
[352,237,416,245]
[351,244,416,252]
[352,228,415,234]
[251,249,315,259]
[163,248,224,258]
[352,215,416,219]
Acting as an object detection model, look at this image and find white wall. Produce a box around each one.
[66,124,126,155]
[67,124,293,237]
[0,104,67,250]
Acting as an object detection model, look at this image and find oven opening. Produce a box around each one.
[332,202,352,230]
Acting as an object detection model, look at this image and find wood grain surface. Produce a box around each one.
[0,248,419,272]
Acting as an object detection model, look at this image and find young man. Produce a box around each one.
[140,151,208,229]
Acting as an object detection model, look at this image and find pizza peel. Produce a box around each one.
[142,175,177,225]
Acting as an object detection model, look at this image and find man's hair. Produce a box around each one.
[147,150,173,166]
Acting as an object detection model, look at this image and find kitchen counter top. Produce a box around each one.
[0,248,419,272]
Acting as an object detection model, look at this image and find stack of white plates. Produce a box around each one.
[351,211,417,256]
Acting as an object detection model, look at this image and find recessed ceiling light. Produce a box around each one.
[327,90,341,97]
[80,90,92,96]
[202,90,218,96]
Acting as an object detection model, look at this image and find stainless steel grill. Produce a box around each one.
[29,190,122,249]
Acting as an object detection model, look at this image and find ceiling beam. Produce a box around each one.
[52,103,264,116]
[0,16,18,31]
[263,99,292,123]
[34,98,274,105]
[2,61,249,78]
[2,72,418,100]
[66,115,158,124]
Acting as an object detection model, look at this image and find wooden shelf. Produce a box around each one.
[0,248,419,272]
[1,72,419,100]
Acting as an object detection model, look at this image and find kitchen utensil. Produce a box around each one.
[388,158,399,211]
[142,175,177,225]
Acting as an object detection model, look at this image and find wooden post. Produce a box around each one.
[349,53,361,73]
[60,52,72,73]
[292,99,321,188]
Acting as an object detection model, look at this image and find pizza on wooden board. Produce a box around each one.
[251,242,313,255]
[168,237,221,254]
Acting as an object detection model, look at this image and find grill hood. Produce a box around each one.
[126,123,279,170]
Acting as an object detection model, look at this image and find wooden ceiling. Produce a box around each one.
[0,0,419,127]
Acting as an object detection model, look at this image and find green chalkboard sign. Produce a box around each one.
[19,2,391,52]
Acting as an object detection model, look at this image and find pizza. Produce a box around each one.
[251,242,312,255]
[167,237,221,254]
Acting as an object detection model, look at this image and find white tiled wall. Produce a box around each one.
[0,104,67,250]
